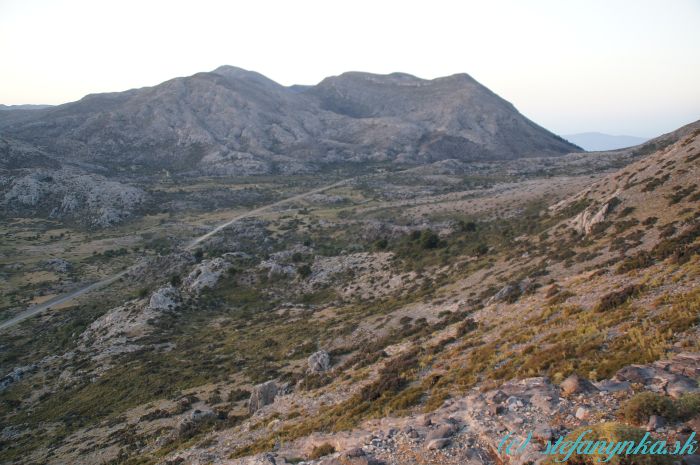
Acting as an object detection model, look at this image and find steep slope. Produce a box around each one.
[0,66,580,175]
[308,72,578,161]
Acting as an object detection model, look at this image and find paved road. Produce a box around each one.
[0,177,353,332]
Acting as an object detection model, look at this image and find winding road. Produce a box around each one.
[0,177,353,332]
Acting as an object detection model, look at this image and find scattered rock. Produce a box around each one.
[647,415,665,432]
[183,258,232,293]
[0,364,37,392]
[425,438,451,450]
[249,380,278,414]
[343,448,365,458]
[425,424,457,441]
[485,389,508,405]
[42,258,72,273]
[561,373,599,397]
[308,350,331,373]
[575,406,591,420]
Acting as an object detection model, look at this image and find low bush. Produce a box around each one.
[620,392,676,425]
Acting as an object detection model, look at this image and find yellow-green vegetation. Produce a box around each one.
[621,392,700,425]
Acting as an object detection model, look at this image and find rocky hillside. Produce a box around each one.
[1,118,698,465]
[0,66,579,176]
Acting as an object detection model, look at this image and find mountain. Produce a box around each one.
[564,131,648,151]
[0,66,579,175]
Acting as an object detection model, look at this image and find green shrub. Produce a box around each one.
[675,392,700,421]
[620,392,675,425]
[420,229,440,249]
[297,264,312,278]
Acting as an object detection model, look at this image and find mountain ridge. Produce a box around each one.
[564,132,648,151]
[0,66,580,175]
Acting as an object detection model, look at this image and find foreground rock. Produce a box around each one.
[560,373,599,397]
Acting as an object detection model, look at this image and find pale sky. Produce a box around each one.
[1,0,699,137]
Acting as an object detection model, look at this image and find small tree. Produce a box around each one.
[420,229,440,249]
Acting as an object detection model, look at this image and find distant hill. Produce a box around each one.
[564,132,648,151]
[0,104,53,111]
[0,66,580,175]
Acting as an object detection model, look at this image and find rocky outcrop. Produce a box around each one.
[148,285,181,311]
[572,201,610,235]
[2,168,146,227]
[42,258,72,273]
[486,278,535,305]
[183,258,232,293]
[308,350,331,373]
[248,381,279,414]
[614,364,699,398]
[0,364,37,392]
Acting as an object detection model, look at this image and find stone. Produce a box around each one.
[189,409,215,421]
[43,258,72,273]
[647,415,665,432]
[485,389,508,405]
[343,448,365,458]
[614,365,653,384]
[248,380,278,414]
[665,377,699,398]
[594,379,631,392]
[308,350,331,373]
[560,374,599,397]
[426,438,451,450]
[533,423,554,441]
[487,283,521,305]
[575,407,591,420]
[425,424,457,441]
[488,404,505,416]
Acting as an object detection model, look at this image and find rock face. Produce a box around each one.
[0,67,579,177]
[308,350,331,373]
[614,359,699,398]
[486,279,534,305]
[248,380,279,414]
